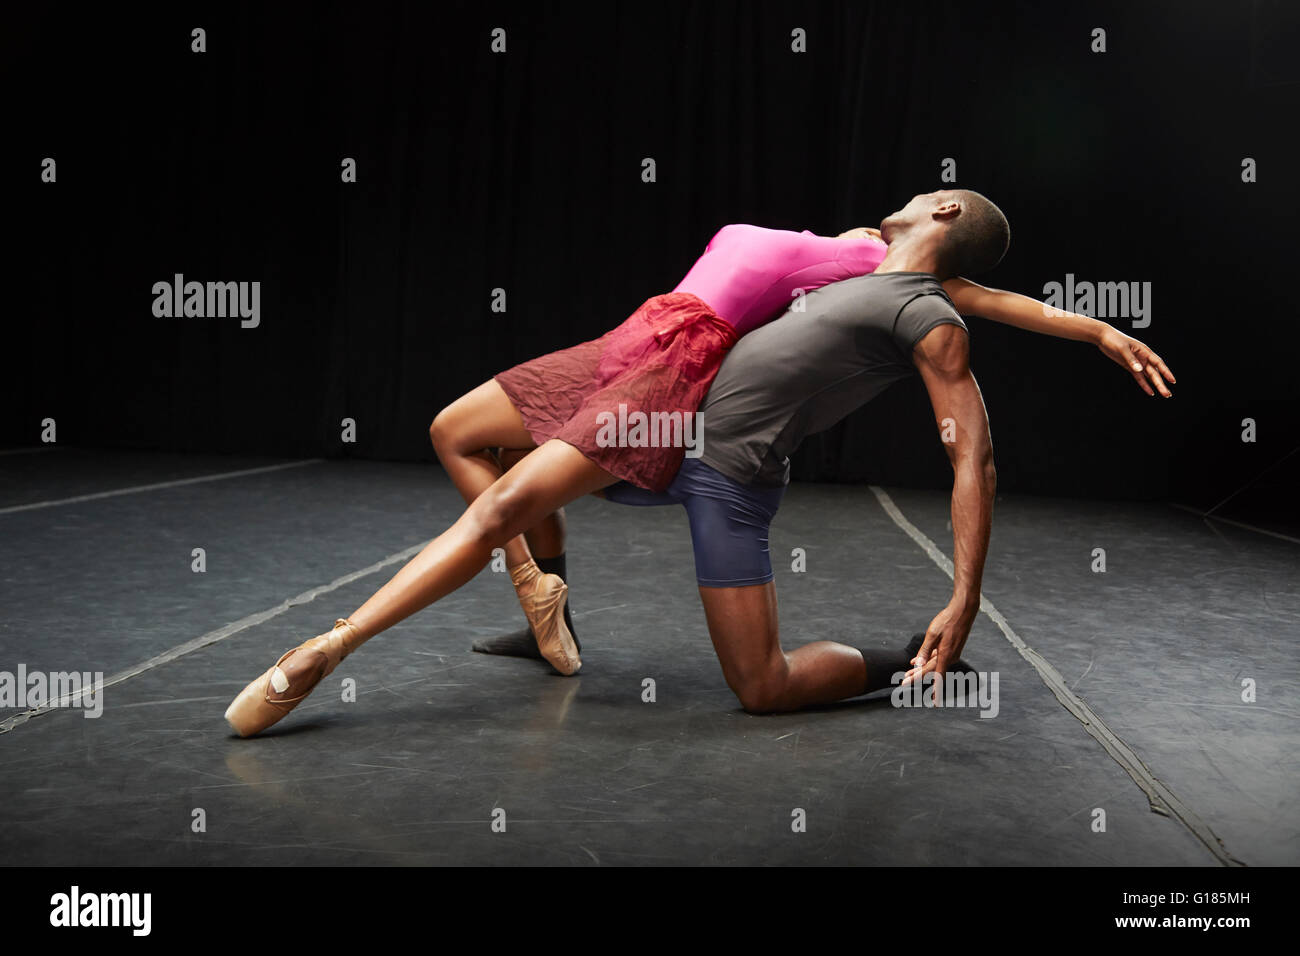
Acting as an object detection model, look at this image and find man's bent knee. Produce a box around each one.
[731,673,789,714]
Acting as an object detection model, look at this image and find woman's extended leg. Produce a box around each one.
[224,440,617,737]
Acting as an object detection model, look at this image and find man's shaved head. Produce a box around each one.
[939,189,1010,278]
[880,189,1010,280]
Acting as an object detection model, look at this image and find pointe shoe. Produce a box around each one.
[509,560,581,676]
[224,618,362,737]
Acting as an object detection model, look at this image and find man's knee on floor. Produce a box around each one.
[729,665,790,714]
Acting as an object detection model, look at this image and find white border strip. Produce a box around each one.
[868,485,1244,867]
[0,539,428,734]
[0,459,324,515]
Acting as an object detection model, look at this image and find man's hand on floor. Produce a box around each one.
[902,599,978,703]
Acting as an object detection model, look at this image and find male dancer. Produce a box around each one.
[473,189,1175,710]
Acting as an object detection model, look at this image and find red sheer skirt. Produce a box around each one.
[494,292,738,491]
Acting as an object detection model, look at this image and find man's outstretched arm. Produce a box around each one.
[942,276,1176,398]
[904,323,995,696]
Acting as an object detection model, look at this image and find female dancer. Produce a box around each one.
[224,203,1171,737]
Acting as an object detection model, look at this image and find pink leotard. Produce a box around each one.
[672,224,888,336]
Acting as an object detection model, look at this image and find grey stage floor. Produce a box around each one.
[0,448,1295,866]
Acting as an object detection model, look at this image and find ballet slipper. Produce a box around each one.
[509,559,581,676]
[224,618,363,737]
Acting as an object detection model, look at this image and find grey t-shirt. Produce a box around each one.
[697,272,967,486]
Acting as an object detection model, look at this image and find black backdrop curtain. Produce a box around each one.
[9,0,1298,513]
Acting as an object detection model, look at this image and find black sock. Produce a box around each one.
[856,633,976,696]
[470,553,581,658]
[857,645,921,695]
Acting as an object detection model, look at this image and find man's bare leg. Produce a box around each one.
[699,582,917,712]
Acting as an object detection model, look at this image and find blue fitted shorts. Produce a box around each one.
[602,457,786,588]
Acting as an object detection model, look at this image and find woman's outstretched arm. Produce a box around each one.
[942,276,1177,398]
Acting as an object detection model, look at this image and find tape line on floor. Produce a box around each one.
[0,540,428,735]
[868,484,1245,868]
[0,458,325,515]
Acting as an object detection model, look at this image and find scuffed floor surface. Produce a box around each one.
[1,450,1294,866]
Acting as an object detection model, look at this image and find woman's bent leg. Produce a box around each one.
[430,383,583,660]
[497,447,566,560]
[429,379,537,568]
[471,446,574,660]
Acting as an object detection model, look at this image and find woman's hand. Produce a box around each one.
[835,226,883,241]
[1096,325,1176,397]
